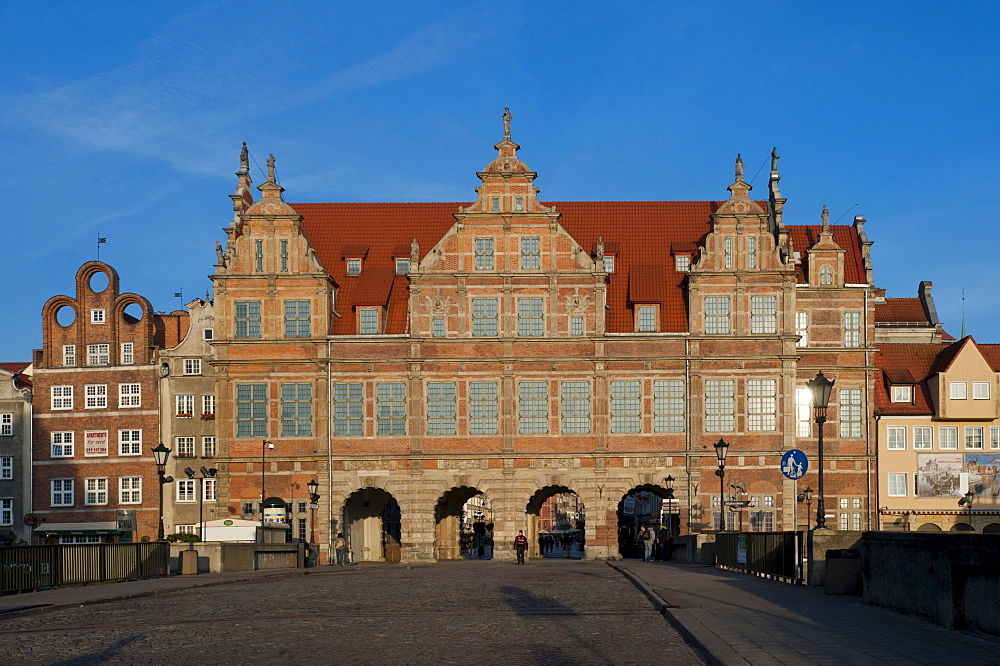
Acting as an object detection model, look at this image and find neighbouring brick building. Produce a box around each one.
[209,116,885,563]
[0,362,33,543]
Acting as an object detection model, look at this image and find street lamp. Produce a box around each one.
[958,490,975,530]
[261,440,274,539]
[307,479,320,544]
[714,438,730,531]
[663,475,675,537]
[797,487,813,532]
[807,371,835,529]
[152,443,174,541]
[185,466,218,541]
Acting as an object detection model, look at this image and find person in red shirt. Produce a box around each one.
[513,530,528,564]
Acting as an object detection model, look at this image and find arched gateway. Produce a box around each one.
[526,486,585,560]
[343,488,401,563]
[435,486,493,560]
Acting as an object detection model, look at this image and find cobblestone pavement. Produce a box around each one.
[0,561,701,665]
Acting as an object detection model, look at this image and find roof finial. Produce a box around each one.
[770,147,779,173]
[821,205,830,230]
[503,107,512,141]
[735,153,744,181]
[267,154,276,183]
[240,142,249,173]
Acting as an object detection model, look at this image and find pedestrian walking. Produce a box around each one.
[334,533,348,566]
[514,530,528,564]
[642,525,654,561]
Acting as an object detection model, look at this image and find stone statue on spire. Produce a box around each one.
[735,153,744,181]
[596,236,605,260]
[770,147,779,172]
[267,154,276,183]
[503,107,512,140]
[240,142,249,172]
[821,205,830,230]
[411,238,420,264]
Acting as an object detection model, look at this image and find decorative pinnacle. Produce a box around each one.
[503,107,512,141]
[267,154,276,183]
[240,142,249,173]
[821,205,830,230]
[770,147,780,173]
[735,153,744,181]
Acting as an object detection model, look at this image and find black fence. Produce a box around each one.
[715,531,803,583]
[0,542,169,594]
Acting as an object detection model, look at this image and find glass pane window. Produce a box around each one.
[177,480,196,503]
[610,381,641,433]
[887,426,906,450]
[176,394,194,417]
[887,473,907,497]
[521,237,540,270]
[653,380,684,433]
[472,298,498,336]
[236,384,268,437]
[747,379,776,431]
[939,426,958,450]
[235,301,262,338]
[705,379,735,432]
[376,383,407,436]
[517,298,543,336]
[795,312,808,348]
[474,237,494,270]
[675,255,690,272]
[51,479,74,506]
[0,413,10,437]
[570,316,584,336]
[333,383,364,436]
[561,381,590,434]
[637,306,656,333]
[183,359,202,375]
[284,301,311,337]
[203,436,217,457]
[347,258,361,275]
[795,388,812,438]
[52,432,74,457]
[705,297,731,334]
[0,457,10,480]
[750,296,776,334]
[119,477,142,504]
[432,317,445,337]
[119,383,141,408]
[52,386,73,410]
[973,382,991,399]
[427,382,457,435]
[119,429,142,456]
[63,345,76,366]
[965,426,984,450]
[359,308,379,335]
[85,384,107,409]
[176,437,196,458]
[85,478,107,505]
[950,382,968,400]
[843,312,861,347]
[468,382,498,435]
[281,384,313,436]
[913,426,933,450]
[518,382,549,434]
[87,344,110,366]
[839,388,863,438]
[120,342,134,365]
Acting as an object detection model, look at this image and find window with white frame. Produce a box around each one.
[950,382,967,399]
[470,382,499,435]
[747,379,776,431]
[63,344,76,366]
[839,388,863,438]
[795,312,808,347]
[60,535,101,544]
[491,197,500,212]
[748,495,775,532]
[570,316,584,336]
[175,437,196,458]
[84,479,108,506]
[432,317,445,337]
[51,479,73,506]
[560,381,590,434]
[0,414,10,437]
[119,383,141,408]
[51,432,74,457]
[705,379,735,432]
[85,384,107,409]
[610,381,641,433]
[376,383,406,436]
[514,196,524,212]
[176,394,194,417]
[518,382,549,434]
[120,342,134,365]
[965,426,984,449]
[474,237,494,270]
[359,308,380,335]
[887,426,907,450]
[992,427,1000,450]
[750,296,776,334]
[518,298,543,336]
[87,343,110,366]
[176,479,196,502]
[203,436,217,457]
[820,265,834,285]
[653,379,684,433]
[202,394,215,417]
[0,499,11,526]
[711,496,738,531]
[472,298,498,336]
[52,385,73,410]
[427,382,457,435]
[255,239,264,272]
[521,237,540,270]
[119,429,142,456]
[843,312,861,347]
[892,386,912,403]
[887,473,907,497]
[183,359,202,375]
[280,383,312,437]
[747,236,757,269]
[974,382,991,400]
[203,477,217,502]
[285,300,311,337]
[234,301,261,338]
[396,257,410,275]
[280,239,289,272]
[704,297,731,334]
[795,387,812,437]
[603,255,615,273]
[675,254,690,272]
[913,426,933,450]
[939,426,958,449]
[0,457,12,480]
[91,309,105,324]
[332,383,363,436]
[724,237,733,269]
[637,305,657,333]
[119,477,142,504]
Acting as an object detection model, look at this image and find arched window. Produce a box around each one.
[820,265,834,285]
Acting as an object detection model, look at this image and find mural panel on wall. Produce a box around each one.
[917,453,1000,498]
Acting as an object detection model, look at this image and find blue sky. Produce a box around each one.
[2,2,999,361]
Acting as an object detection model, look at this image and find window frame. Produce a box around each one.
[63,344,77,367]
[0,413,11,437]
[236,384,268,438]
[332,383,363,437]
[183,358,202,375]
[518,381,549,434]
[176,479,196,503]
[704,379,735,432]
[750,296,776,334]
[176,394,194,417]
[474,237,494,271]
[560,381,590,435]
[119,477,142,504]
[520,237,540,270]
[427,382,457,435]
[517,298,544,336]
[359,308,380,335]
[886,426,907,450]
[950,382,968,400]
[704,296,731,335]
[973,382,991,400]
[234,301,262,339]
[887,473,907,497]
[839,388,863,438]
[939,426,958,450]
[85,477,108,506]
[120,342,134,365]
[747,379,776,431]
[84,384,107,409]
[51,385,73,410]
[119,429,142,456]
[470,381,499,435]
[119,383,141,408]
[51,432,74,458]
[284,300,311,338]
[637,305,657,333]
[51,479,74,506]
[892,386,912,403]
[281,383,313,437]
[86,343,110,366]
[376,383,406,436]
[472,298,498,337]
[653,379,684,433]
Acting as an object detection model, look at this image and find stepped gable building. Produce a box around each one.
[212,115,879,563]
[31,262,187,542]
[874,337,1000,532]
[0,362,33,544]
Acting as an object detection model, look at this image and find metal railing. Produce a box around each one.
[715,531,803,583]
[0,542,169,594]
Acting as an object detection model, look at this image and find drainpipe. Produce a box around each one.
[327,339,334,562]
[685,336,693,534]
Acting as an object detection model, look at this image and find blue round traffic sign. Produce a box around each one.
[781,449,808,480]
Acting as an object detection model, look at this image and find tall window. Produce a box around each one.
[359,308,379,335]
[203,478,217,502]
[637,306,656,333]
[87,344,110,366]
[820,265,834,285]
[376,383,406,436]
[704,297,731,334]
[748,495,775,532]
[255,239,264,272]
[750,296,776,334]
[333,383,363,436]
[724,237,733,269]
[518,298,543,336]
[177,480,196,503]
[284,301,310,337]
[747,379,776,431]
[992,427,1000,450]
[427,382,457,435]
[610,381,641,433]
[121,342,134,364]
[176,394,194,417]
[472,298,498,336]
[561,381,590,434]
[119,383,141,408]
[183,358,202,375]
[281,384,313,436]
[176,437,196,458]
[886,426,906,450]
[236,384,267,437]
[514,196,524,211]
[203,436,217,457]
[887,473,907,497]
[795,312,808,347]
[795,387,812,437]
[51,432,74,457]
[347,258,362,275]
[51,479,74,506]
[470,382,499,435]
[491,197,500,212]
[280,240,289,272]
[913,426,933,450]
[839,388,863,438]
[603,255,615,273]
[0,499,11,526]
[119,429,142,456]
[704,379,735,432]
[1,457,12,480]
[52,385,73,410]
[474,237,494,270]
[571,316,584,336]
[0,414,10,437]
[965,426,984,449]
[432,317,445,337]
[235,301,262,338]
[119,477,142,504]
[747,236,757,269]
[85,384,107,409]
[202,395,215,416]
[63,344,76,366]
[85,478,108,505]
[653,380,684,433]
[521,237,540,270]
[519,382,548,434]
[843,312,861,347]
[939,426,958,450]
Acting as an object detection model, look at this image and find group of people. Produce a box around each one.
[635,524,673,561]
[539,532,581,556]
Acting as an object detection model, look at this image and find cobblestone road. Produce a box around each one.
[0,560,701,665]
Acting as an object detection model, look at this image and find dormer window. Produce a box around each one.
[604,255,615,273]
[950,382,968,400]
[892,386,912,403]
[637,305,657,333]
[396,258,410,275]
[820,265,833,285]
[359,308,380,335]
[347,258,362,275]
[974,382,991,400]
[675,255,690,272]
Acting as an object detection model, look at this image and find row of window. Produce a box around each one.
[892,382,992,403]
[175,394,216,418]
[706,301,860,346]
[50,384,142,410]
[885,425,1000,451]
[61,343,132,367]
[48,430,216,459]
[49,477,216,507]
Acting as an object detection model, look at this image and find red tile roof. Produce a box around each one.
[0,362,30,374]
[293,201,868,335]
[875,298,930,327]
[788,226,867,285]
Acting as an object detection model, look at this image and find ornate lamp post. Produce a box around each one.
[714,438,730,532]
[185,466,218,540]
[663,475,675,536]
[807,372,835,529]
[958,489,975,530]
[152,443,173,541]
[800,487,813,531]
[261,440,274,538]
[307,479,320,544]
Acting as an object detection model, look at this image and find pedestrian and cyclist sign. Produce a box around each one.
[781,449,808,480]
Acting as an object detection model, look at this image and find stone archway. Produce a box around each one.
[916,522,943,532]
[616,485,669,559]
[951,522,974,532]
[343,488,401,563]
[526,486,585,560]
[435,486,493,560]
[982,523,1000,534]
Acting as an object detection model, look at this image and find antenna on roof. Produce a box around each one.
[961,288,967,338]
[834,204,859,224]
